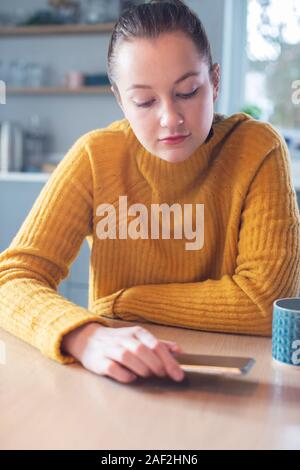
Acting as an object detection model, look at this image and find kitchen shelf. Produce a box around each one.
[6,86,112,95]
[0,23,115,36]
[0,172,50,182]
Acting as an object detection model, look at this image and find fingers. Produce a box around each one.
[132,327,185,382]
[121,338,166,377]
[80,324,184,384]
[81,353,137,384]
[105,342,156,378]
[100,358,137,384]
[156,342,185,381]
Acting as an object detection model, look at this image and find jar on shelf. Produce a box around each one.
[23,115,51,173]
[83,0,115,24]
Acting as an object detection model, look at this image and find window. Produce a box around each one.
[244,0,300,158]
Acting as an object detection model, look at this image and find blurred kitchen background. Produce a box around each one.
[1,0,300,307]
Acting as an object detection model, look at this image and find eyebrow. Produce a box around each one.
[126,71,200,91]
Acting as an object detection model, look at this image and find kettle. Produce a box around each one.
[0,121,24,173]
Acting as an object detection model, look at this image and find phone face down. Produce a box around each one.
[173,353,255,376]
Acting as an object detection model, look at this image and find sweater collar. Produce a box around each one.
[128,113,250,202]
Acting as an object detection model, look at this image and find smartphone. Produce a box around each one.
[173,352,255,376]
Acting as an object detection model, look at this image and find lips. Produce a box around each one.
[160,134,189,140]
[160,134,190,144]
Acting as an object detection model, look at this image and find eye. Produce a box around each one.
[177,88,199,99]
[135,99,155,108]
[134,87,199,108]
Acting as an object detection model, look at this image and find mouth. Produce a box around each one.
[159,134,191,145]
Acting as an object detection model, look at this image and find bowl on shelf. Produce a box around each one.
[83,73,110,86]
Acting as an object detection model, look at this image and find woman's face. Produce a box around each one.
[112,31,220,163]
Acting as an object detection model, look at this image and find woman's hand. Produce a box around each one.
[61,322,185,384]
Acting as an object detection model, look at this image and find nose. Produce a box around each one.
[160,100,184,129]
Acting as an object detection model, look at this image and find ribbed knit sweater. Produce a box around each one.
[0,112,299,365]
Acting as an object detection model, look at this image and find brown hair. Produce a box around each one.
[107,0,214,90]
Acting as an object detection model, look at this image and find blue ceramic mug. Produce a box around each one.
[272,297,300,367]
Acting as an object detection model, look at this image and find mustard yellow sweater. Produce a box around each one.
[0,112,299,365]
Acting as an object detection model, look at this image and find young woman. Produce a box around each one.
[0,0,299,384]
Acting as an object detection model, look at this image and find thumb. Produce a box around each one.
[162,340,183,353]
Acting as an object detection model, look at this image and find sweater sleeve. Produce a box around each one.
[0,134,117,364]
[101,140,300,336]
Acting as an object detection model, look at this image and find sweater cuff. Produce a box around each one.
[36,306,113,365]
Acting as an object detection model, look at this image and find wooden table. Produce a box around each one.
[0,318,299,450]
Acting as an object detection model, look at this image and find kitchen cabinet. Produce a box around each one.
[0,177,90,307]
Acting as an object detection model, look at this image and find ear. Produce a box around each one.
[212,63,221,102]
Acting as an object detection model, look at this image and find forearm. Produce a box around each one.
[111,275,273,335]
